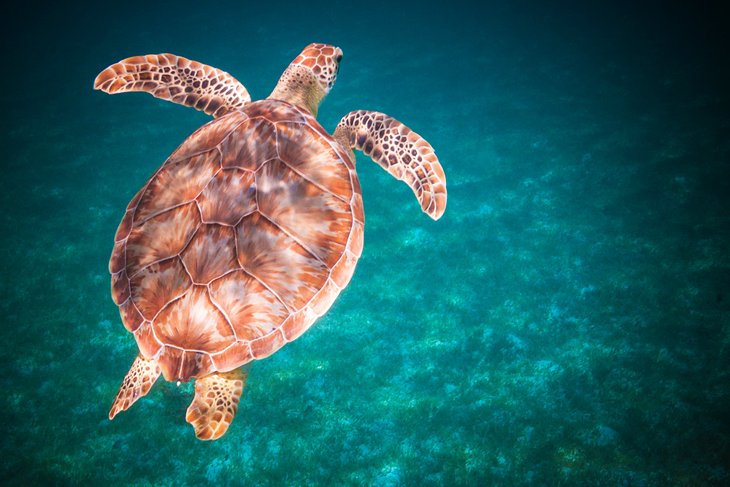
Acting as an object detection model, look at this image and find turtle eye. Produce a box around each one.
[336,54,343,63]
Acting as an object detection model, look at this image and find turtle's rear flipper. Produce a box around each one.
[185,368,247,440]
[334,111,447,220]
[94,54,251,118]
[109,355,161,419]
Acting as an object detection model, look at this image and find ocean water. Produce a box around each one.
[2,1,728,485]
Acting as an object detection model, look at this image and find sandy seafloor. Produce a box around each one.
[1,1,728,485]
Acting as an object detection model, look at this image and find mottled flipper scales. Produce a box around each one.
[109,355,161,419]
[185,369,247,440]
[334,111,447,219]
[94,53,251,117]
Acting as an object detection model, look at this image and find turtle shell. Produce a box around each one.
[110,99,365,381]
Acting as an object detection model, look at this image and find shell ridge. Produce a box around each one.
[148,283,192,324]
[255,211,327,268]
[192,165,223,202]
[134,199,200,227]
[239,265,295,314]
[275,155,350,204]
[206,287,239,341]
[127,216,201,279]
[230,222,293,314]
[158,343,217,355]
[169,113,249,163]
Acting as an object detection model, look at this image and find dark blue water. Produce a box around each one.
[2,1,728,484]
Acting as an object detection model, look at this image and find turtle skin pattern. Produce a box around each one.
[110,99,364,382]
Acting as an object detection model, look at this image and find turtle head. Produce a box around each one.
[269,43,343,117]
[291,43,343,94]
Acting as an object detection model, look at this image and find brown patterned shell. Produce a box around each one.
[110,99,364,382]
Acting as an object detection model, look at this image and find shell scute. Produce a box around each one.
[211,341,253,372]
[134,321,162,358]
[111,270,130,305]
[330,249,358,289]
[220,118,277,171]
[125,203,200,276]
[179,224,238,284]
[134,151,219,223]
[208,270,290,341]
[129,257,191,320]
[109,240,126,274]
[310,279,341,316]
[197,168,257,225]
[168,111,246,163]
[250,329,287,359]
[153,285,235,353]
[245,102,307,123]
[115,209,134,242]
[119,298,144,332]
[281,307,318,342]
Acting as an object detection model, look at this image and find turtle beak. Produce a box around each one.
[328,48,343,93]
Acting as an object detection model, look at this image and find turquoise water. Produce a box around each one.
[2,1,729,484]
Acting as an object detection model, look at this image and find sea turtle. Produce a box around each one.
[95,43,447,440]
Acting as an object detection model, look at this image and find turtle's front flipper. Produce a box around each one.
[109,355,161,419]
[94,54,251,118]
[186,368,248,440]
[334,111,447,220]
